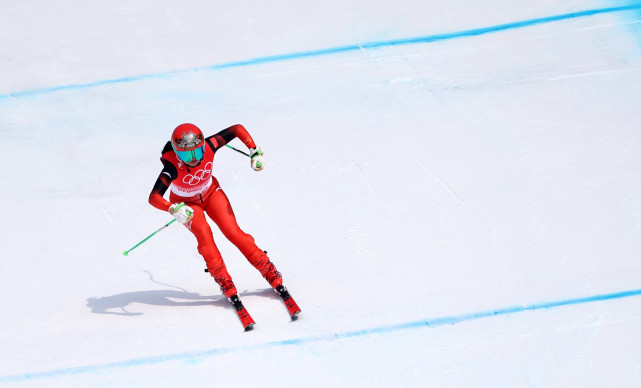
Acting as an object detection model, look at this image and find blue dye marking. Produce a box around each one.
[1,4,641,101]
[2,288,640,383]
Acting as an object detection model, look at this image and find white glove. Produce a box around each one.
[169,203,194,224]
[249,147,264,171]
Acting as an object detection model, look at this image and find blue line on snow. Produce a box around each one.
[2,288,641,383]
[2,4,641,100]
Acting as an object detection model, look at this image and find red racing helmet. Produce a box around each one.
[171,123,205,166]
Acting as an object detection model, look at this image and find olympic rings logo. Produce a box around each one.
[183,162,213,185]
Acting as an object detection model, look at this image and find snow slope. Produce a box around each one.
[1,1,641,387]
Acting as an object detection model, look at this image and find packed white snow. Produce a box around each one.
[1,1,641,387]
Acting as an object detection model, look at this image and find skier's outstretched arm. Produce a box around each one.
[208,124,265,171]
[208,124,257,149]
[148,160,177,211]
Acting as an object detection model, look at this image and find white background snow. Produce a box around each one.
[1,1,641,387]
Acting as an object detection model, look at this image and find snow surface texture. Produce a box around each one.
[1,1,641,387]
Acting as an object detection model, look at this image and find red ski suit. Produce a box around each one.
[149,124,282,297]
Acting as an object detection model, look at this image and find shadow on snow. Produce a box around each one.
[86,288,280,316]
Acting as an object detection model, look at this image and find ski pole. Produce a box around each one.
[225,144,251,157]
[123,203,189,256]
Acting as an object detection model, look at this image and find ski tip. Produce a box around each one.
[290,311,301,321]
[244,323,255,332]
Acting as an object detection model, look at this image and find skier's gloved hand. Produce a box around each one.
[169,203,194,224]
[249,147,264,171]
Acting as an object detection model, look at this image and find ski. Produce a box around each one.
[227,287,299,329]
[230,294,255,331]
[275,285,301,320]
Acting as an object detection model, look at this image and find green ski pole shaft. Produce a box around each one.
[225,144,251,157]
[123,202,189,256]
[123,219,176,256]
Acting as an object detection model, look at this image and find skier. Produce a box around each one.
[148,123,300,330]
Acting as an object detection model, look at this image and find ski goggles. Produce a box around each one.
[175,146,205,164]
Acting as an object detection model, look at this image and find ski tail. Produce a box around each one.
[276,285,301,320]
[230,294,256,331]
